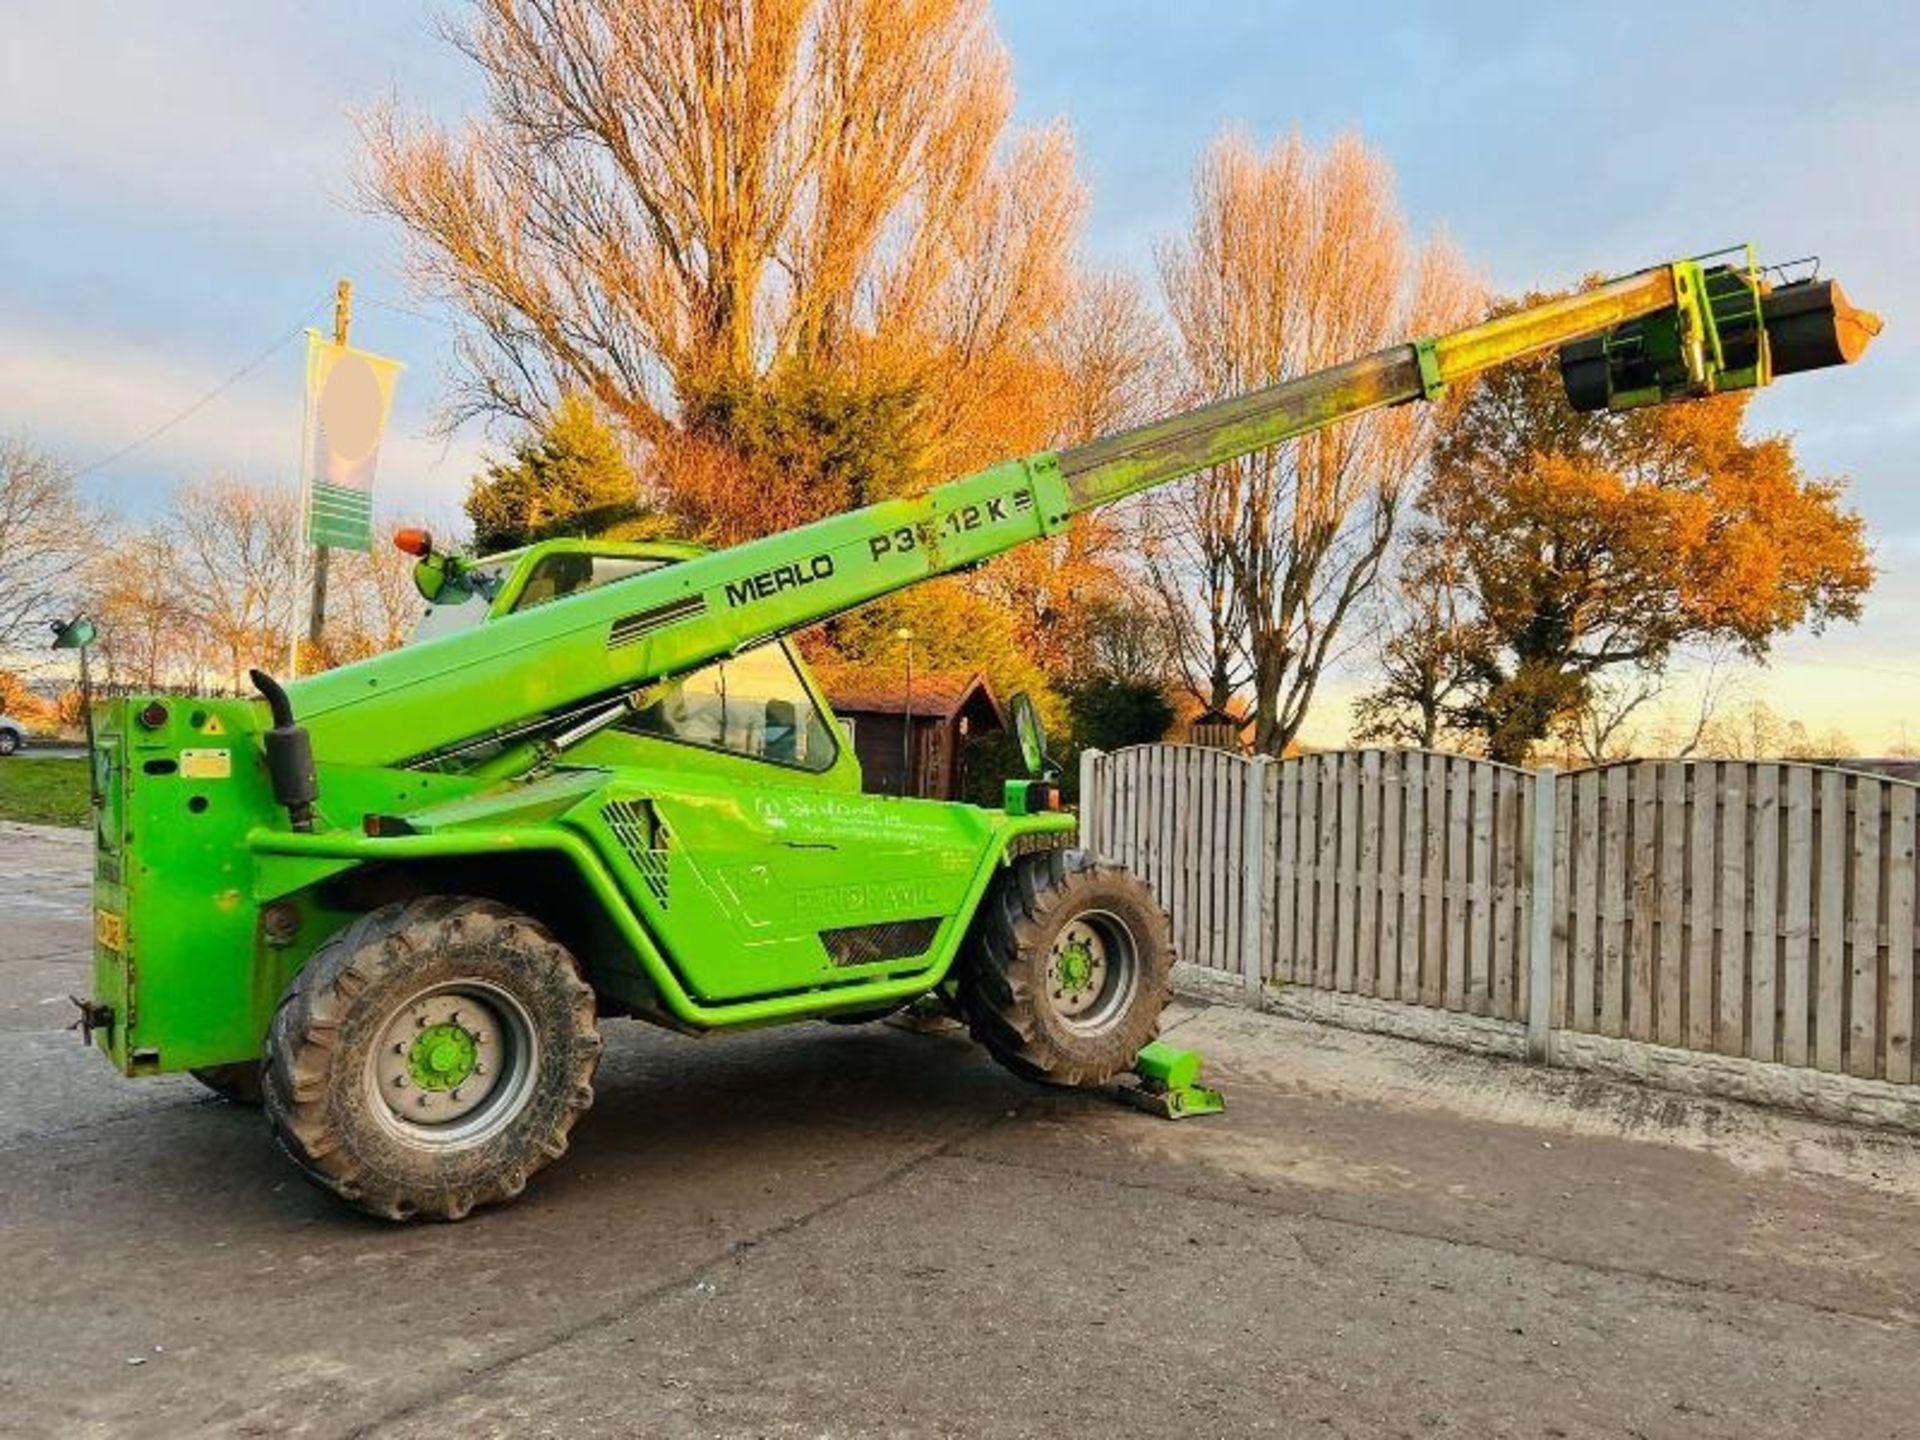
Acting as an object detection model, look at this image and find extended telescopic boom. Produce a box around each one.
[1059,266,1685,510]
[285,252,1877,771]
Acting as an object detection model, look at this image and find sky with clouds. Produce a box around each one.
[3,1,1916,744]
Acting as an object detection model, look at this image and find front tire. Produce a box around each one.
[961,851,1173,1087]
[263,896,601,1222]
[0,731,18,757]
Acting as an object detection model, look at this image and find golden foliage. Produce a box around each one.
[365,0,1086,541]
[1415,345,1873,764]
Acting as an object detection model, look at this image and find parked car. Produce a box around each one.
[0,716,25,756]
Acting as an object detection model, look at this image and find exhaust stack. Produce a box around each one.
[249,669,319,833]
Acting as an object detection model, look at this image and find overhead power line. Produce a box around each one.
[71,301,328,480]
[358,293,459,329]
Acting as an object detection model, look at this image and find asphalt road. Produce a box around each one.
[3,820,1916,1438]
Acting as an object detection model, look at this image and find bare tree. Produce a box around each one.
[326,524,430,663]
[973,268,1172,677]
[365,0,1084,518]
[81,529,196,690]
[76,501,419,687]
[1692,696,1855,762]
[1046,268,1171,448]
[1563,670,1662,763]
[1578,645,1741,761]
[1140,470,1250,721]
[1695,697,1790,761]
[0,435,96,649]
[165,478,299,691]
[1150,131,1480,753]
[1351,535,1476,751]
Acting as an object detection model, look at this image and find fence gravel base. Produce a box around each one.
[1099,744,1920,1129]
[1170,965,1920,1136]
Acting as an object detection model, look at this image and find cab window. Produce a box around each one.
[622,643,838,772]
[510,553,665,613]
[410,561,509,644]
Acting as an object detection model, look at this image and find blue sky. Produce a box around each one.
[3,2,1916,743]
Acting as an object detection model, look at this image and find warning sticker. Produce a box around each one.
[179,749,232,780]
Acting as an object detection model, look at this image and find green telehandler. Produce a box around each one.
[76,251,1877,1220]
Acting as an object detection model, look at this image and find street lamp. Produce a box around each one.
[895,626,914,797]
[49,615,99,805]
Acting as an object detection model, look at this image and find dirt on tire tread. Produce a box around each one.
[262,896,601,1222]
[960,850,1174,1088]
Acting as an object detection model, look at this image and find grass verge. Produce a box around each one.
[0,757,91,827]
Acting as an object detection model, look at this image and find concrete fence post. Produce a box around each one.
[1239,755,1274,1007]
[1077,748,1104,856]
[1527,765,1558,1064]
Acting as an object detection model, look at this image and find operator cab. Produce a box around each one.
[396,531,846,777]
[401,534,708,645]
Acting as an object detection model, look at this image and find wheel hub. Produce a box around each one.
[1048,920,1110,1018]
[370,989,515,1127]
[408,1024,477,1091]
[1055,942,1094,994]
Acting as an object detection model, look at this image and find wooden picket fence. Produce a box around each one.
[1080,746,1919,1085]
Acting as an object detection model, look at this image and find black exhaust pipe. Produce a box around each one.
[249,669,318,833]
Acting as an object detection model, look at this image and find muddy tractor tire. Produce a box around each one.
[961,850,1174,1087]
[263,896,602,1222]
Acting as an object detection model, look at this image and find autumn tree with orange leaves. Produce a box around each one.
[1364,316,1874,764]
[366,0,1174,748]
[365,0,1087,544]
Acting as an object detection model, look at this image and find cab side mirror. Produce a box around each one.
[396,529,452,603]
[1010,691,1049,778]
[412,555,450,603]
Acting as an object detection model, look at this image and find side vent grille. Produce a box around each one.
[819,918,942,968]
[602,798,671,909]
[609,595,708,650]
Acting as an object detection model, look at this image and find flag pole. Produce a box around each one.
[303,280,352,665]
[286,328,316,679]
[288,277,396,679]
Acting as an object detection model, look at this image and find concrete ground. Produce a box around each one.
[2,821,1916,1439]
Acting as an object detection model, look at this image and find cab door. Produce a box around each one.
[567,642,989,1002]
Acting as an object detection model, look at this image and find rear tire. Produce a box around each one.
[960,851,1173,1087]
[0,731,18,757]
[263,896,601,1222]
[191,1062,264,1106]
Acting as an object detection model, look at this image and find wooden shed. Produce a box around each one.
[815,666,1006,799]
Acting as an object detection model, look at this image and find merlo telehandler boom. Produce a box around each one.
[79,248,1876,1220]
